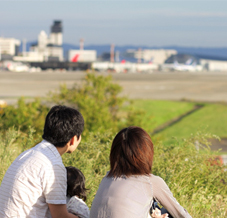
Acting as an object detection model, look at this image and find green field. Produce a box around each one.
[131,99,195,131]
[132,100,227,149]
[156,103,227,143]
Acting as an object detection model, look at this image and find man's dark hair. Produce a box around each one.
[66,166,87,201]
[108,126,154,178]
[42,105,84,147]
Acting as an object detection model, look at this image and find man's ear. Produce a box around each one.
[70,135,81,145]
[76,135,82,143]
[69,136,75,145]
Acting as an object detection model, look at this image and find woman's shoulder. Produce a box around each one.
[149,174,163,180]
[102,173,166,186]
[147,174,172,194]
[148,174,167,186]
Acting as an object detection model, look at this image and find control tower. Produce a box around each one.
[49,20,63,46]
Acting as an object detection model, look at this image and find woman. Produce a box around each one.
[90,126,192,218]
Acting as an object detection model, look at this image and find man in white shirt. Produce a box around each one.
[0,105,84,218]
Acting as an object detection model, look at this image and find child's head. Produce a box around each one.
[66,166,87,201]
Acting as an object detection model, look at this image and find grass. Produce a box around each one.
[130,99,195,132]
[154,103,227,145]
[1,129,226,218]
[1,72,226,217]
[130,100,227,151]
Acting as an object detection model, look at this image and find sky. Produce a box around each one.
[0,0,227,47]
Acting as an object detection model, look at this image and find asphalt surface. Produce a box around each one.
[1,70,227,104]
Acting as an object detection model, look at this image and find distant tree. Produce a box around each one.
[49,72,145,137]
[0,97,49,138]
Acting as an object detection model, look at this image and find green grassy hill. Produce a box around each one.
[132,100,227,152]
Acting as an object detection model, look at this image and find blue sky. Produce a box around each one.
[0,0,227,47]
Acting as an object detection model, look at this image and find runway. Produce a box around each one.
[1,71,227,104]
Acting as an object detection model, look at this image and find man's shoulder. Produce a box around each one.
[11,141,64,173]
[32,140,64,166]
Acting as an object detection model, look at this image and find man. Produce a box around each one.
[0,105,84,218]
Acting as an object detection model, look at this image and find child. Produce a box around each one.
[66,166,90,218]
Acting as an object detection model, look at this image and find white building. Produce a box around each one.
[200,59,227,71]
[68,50,97,62]
[129,49,177,64]
[14,21,63,62]
[0,37,20,57]
[92,62,158,73]
[14,51,44,62]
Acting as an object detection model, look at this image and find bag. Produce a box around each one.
[150,199,174,218]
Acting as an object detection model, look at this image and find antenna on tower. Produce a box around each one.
[115,51,120,62]
[137,48,142,63]
[23,38,26,57]
[110,44,115,63]
[80,38,84,50]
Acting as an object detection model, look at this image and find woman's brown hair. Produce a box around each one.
[108,126,154,178]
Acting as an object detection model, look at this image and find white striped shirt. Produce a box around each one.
[0,140,67,218]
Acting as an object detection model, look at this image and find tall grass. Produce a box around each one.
[1,128,226,217]
[153,131,227,217]
[0,127,36,179]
